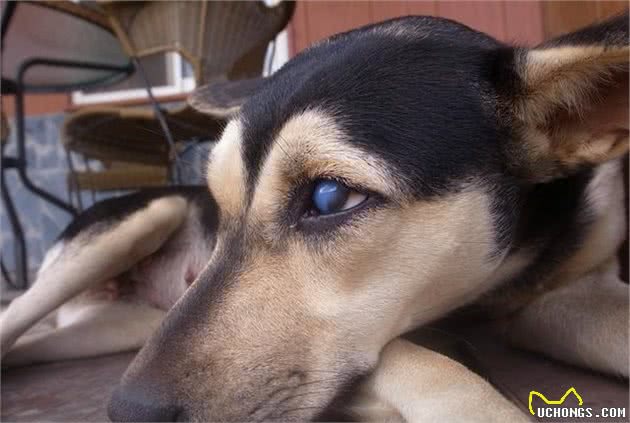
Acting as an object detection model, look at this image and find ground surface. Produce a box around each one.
[1,352,134,422]
[1,326,628,422]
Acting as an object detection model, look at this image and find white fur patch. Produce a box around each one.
[38,241,65,276]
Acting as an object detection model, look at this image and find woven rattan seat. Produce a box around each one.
[101,1,294,84]
[63,105,222,165]
[70,162,168,191]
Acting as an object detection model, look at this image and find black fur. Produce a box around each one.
[237,13,629,284]
[540,12,629,48]
[241,17,508,200]
[60,186,217,242]
[238,17,530,253]
[104,14,628,422]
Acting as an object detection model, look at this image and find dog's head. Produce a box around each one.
[109,14,628,422]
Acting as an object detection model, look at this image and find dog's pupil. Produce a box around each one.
[313,180,349,215]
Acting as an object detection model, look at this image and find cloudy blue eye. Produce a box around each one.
[311,180,367,215]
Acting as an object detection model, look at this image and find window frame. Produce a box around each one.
[70,32,289,106]
[71,53,195,105]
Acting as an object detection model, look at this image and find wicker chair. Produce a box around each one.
[64,105,222,166]
[102,1,294,84]
[63,1,294,191]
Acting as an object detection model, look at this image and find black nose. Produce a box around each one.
[108,385,183,422]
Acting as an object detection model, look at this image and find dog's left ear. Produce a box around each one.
[188,77,266,118]
[499,12,629,181]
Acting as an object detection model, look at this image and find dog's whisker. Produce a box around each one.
[282,388,333,405]
[295,376,345,389]
[276,405,325,419]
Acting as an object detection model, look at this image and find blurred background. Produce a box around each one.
[1,0,627,290]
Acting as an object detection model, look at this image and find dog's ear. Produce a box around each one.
[500,12,628,182]
[188,77,266,118]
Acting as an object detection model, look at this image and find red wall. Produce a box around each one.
[288,1,545,56]
[6,1,626,117]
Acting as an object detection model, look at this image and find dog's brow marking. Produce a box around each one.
[207,120,246,217]
[250,109,402,222]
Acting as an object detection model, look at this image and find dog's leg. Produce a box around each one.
[0,196,187,357]
[506,262,629,377]
[348,338,528,422]
[2,300,165,367]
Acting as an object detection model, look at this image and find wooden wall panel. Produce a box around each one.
[288,1,310,54]
[370,1,410,21]
[436,1,506,40]
[406,2,438,16]
[543,1,599,38]
[370,1,437,20]
[288,0,547,55]
[1,93,70,118]
[290,1,373,53]
[543,1,628,38]
[503,1,544,45]
[596,1,628,18]
[542,0,626,39]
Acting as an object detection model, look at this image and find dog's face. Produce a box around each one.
[109,15,628,421]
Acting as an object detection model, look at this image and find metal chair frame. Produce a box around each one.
[1,1,133,289]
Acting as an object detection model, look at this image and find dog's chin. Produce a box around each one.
[312,371,371,422]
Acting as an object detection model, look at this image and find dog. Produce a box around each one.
[1,13,628,422]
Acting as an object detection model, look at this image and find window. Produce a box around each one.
[71,53,195,105]
[71,31,289,105]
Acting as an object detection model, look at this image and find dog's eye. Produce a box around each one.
[311,180,367,215]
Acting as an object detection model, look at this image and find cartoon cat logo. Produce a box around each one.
[528,387,583,415]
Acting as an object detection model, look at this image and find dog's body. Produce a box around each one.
[1,187,215,365]
[2,13,628,422]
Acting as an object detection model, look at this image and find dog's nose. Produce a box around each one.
[108,384,183,422]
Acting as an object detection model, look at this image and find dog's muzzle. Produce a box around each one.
[108,383,184,422]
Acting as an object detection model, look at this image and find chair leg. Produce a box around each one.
[131,56,181,184]
[0,151,27,289]
[1,258,15,288]
[13,75,77,217]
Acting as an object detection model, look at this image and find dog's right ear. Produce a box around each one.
[498,12,629,182]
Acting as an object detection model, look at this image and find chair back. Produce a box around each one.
[101,1,295,84]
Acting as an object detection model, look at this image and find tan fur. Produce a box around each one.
[117,109,537,421]
[10,17,627,423]
[552,160,626,281]
[518,46,629,125]
[504,159,629,377]
[115,86,628,419]
[0,196,187,359]
[508,261,629,377]
[251,109,404,226]
[3,301,164,368]
[512,45,629,181]
[249,110,509,348]
[206,120,247,218]
[482,157,628,314]
[348,339,527,422]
